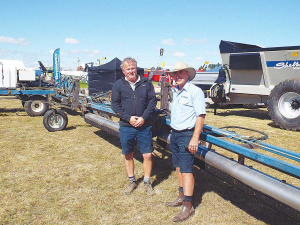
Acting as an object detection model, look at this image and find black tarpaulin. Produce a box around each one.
[88,58,144,96]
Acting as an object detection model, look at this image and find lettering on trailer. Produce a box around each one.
[266,60,300,70]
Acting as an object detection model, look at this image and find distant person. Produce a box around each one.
[111,57,157,195]
[166,62,206,222]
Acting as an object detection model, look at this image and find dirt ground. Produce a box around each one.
[0,96,300,224]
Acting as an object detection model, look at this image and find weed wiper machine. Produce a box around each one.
[43,78,300,222]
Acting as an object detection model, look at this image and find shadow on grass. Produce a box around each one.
[93,129,298,225]
[64,126,77,131]
[210,108,271,120]
[0,107,24,114]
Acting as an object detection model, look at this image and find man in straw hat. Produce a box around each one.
[166,62,206,222]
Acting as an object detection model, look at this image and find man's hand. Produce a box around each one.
[134,117,145,127]
[129,116,145,127]
[188,136,199,154]
[188,115,205,154]
[129,116,138,126]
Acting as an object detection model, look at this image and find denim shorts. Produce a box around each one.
[119,126,153,155]
[170,130,195,173]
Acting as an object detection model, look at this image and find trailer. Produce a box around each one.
[0,60,56,116]
[209,40,300,130]
[191,67,220,104]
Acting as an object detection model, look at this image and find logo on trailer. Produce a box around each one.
[267,60,300,70]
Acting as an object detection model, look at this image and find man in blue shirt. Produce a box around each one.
[166,62,206,222]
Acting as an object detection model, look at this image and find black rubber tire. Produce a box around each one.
[267,79,300,131]
[43,109,68,132]
[24,96,49,117]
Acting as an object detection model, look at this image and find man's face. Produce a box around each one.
[123,61,137,82]
[174,70,189,86]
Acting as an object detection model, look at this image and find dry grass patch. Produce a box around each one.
[0,97,299,224]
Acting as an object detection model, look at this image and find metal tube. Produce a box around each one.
[157,131,300,212]
[84,113,119,137]
[198,149,300,212]
[84,114,300,212]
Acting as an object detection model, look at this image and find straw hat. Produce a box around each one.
[167,62,196,81]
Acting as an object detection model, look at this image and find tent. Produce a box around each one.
[88,57,144,96]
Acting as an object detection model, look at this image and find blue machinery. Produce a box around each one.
[84,101,300,222]
[44,78,300,221]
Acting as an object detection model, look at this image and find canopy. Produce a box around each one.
[88,57,144,96]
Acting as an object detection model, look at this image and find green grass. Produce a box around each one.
[0,97,299,224]
[80,81,88,89]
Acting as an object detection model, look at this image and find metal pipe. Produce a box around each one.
[84,113,119,137]
[197,148,300,212]
[84,113,300,213]
[157,130,300,212]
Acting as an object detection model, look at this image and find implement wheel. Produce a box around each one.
[267,79,300,130]
[43,109,68,132]
[24,96,49,117]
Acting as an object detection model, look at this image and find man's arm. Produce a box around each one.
[140,81,157,121]
[111,82,132,122]
[188,114,205,154]
[134,82,157,127]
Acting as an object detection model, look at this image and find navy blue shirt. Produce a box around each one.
[111,76,157,127]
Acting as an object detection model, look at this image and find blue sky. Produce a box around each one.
[1,0,300,70]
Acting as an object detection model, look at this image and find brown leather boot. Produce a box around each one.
[173,201,195,222]
[165,191,184,207]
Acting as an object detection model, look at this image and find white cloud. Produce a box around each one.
[162,38,176,46]
[183,38,207,45]
[70,49,81,54]
[90,50,100,54]
[173,51,186,57]
[0,36,30,46]
[51,49,101,57]
[196,57,203,61]
[64,38,80,44]
[0,49,9,53]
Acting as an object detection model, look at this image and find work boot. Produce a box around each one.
[144,182,155,195]
[165,191,184,207]
[124,181,137,195]
[173,201,195,222]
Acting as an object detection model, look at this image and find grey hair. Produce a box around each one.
[120,57,137,70]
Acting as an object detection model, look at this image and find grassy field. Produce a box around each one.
[0,96,300,224]
[80,81,88,89]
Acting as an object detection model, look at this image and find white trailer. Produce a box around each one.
[209,41,300,130]
[191,67,220,104]
[0,60,55,116]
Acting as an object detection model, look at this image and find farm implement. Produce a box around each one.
[42,71,300,222]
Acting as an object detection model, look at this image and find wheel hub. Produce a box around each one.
[31,100,44,112]
[291,99,300,110]
[49,115,64,128]
[278,92,300,119]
